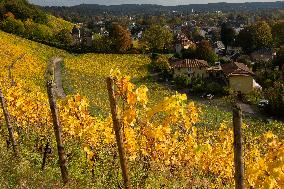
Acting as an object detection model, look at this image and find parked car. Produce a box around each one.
[258,99,269,108]
[201,93,214,100]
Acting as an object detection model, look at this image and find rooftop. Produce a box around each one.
[221,62,254,76]
[171,59,209,69]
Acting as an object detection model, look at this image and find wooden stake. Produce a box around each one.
[46,81,68,184]
[42,141,51,170]
[106,77,131,189]
[0,88,19,156]
[233,104,244,189]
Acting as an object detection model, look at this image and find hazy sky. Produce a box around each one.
[29,0,279,6]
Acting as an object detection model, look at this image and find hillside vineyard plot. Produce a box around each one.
[0,31,283,188]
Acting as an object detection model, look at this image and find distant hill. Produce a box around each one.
[44,1,284,16]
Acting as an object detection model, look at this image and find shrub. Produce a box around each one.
[24,20,53,41]
[55,29,73,46]
[0,16,25,35]
[206,81,225,94]
[264,82,284,117]
[244,89,263,104]
[174,75,191,89]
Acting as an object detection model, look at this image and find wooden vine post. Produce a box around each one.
[106,77,131,189]
[233,104,244,189]
[46,81,68,184]
[0,88,19,156]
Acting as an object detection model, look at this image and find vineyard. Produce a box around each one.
[0,31,284,188]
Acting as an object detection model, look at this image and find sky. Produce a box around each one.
[29,0,279,6]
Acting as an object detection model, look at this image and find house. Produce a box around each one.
[214,41,225,55]
[207,62,223,79]
[174,33,195,55]
[226,46,242,55]
[221,62,261,94]
[80,28,93,47]
[71,25,81,45]
[171,59,209,80]
[71,25,93,47]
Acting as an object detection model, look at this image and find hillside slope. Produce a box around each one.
[1,30,284,189]
[0,31,172,115]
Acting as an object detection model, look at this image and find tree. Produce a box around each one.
[252,21,273,49]
[196,40,218,64]
[237,27,254,54]
[142,24,173,53]
[181,47,196,59]
[221,23,236,51]
[1,0,47,24]
[55,29,73,45]
[191,27,204,42]
[272,20,284,46]
[93,33,112,52]
[237,21,273,54]
[264,82,284,117]
[151,55,171,75]
[273,46,284,71]
[0,16,25,35]
[109,23,132,53]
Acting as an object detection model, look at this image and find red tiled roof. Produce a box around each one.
[221,62,254,76]
[172,59,209,68]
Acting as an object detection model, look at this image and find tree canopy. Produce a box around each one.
[196,40,218,64]
[237,21,273,54]
[142,24,173,53]
[272,20,284,46]
[109,23,132,53]
[221,23,236,50]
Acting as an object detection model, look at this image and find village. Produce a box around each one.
[67,16,283,117]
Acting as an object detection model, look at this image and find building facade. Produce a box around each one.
[172,59,209,80]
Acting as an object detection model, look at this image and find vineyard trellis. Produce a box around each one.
[0,68,283,188]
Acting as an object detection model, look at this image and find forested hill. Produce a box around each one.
[44,1,284,16]
[0,0,73,51]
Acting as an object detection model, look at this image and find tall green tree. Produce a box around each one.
[221,23,236,51]
[142,24,173,53]
[252,21,273,49]
[272,20,284,46]
[237,27,254,54]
